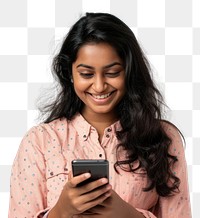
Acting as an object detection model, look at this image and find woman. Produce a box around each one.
[9,13,191,218]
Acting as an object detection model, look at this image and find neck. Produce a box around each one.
[81,109,118,136]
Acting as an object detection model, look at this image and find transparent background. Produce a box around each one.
[0,0,199,217]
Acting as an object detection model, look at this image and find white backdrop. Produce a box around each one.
[0,0,199,217]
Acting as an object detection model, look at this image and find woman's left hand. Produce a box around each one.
[74,190,145,218]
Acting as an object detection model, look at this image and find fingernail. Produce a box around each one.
[105,192,111,197]
[101,178,108,184]
[106,184,111,190]
[84,173,91,178]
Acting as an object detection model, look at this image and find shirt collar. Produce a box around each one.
[71,113,122,141]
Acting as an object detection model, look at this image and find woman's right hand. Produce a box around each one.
[48,172,112,218]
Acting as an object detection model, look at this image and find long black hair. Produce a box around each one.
[40,12,180,197]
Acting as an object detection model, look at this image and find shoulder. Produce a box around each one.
[161,120,184,143]
[161,120,185,157]
[21,113,85,154]
[21,118,69,153]
[30,117,69,136]
[40,117,69,132]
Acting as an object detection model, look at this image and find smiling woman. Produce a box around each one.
[72,42,126,132]
[8,12,191,218]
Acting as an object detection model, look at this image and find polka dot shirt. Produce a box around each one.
[8,113,191,218]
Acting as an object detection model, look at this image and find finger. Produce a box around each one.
[73,214,99,218]
[87,205,105,213]
[74,214,100,217]
[84,184,111,201]
[68,170,73,180]
[79,178,109,194]
[82,210,97,215]
[70,187,111,214]
[99,189,113,206]
[74,194,109,217]
[82,191,111,212]
[68,173,91,188]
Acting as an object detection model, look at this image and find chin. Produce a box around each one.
[91,108,115,115]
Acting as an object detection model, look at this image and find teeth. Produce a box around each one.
[92,93,111,99]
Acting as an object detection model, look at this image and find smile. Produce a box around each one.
[91,92,112,99]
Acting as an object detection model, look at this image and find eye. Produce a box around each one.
[105,71,121,77]
[79,72,94,78]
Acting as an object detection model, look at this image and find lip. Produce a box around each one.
[92,92,112,99]
[87,91,115,104]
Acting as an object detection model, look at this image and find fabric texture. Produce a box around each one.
[8,113,191,218]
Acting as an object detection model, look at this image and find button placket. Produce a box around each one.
[105,128,112,138]
[107,128,112,132]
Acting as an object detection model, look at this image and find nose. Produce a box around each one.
[92,75,107,93]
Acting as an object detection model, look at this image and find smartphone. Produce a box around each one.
[72,159,109,186]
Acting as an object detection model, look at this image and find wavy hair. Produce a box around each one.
[40,12,180,197]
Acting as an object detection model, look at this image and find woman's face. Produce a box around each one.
[72,42,126,117]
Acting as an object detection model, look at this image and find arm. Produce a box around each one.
[151,124,192,218]
[48,173,111,218]
[82,189,146,218]
[8,127,49,218]
[9,125,111,218]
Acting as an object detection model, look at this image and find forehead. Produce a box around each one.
[74,42,123,66]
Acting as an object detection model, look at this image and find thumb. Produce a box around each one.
[68,170,73,180]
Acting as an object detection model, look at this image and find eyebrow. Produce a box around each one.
[76,62,122,70]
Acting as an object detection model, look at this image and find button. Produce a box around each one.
[83,135,86,138]
[99,154,102,157]
[107,128,112,132]
[50,172,54,176]
[106,134,110,138]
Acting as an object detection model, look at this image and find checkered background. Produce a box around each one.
[0,0,199,217]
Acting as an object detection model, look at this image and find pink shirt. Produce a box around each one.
[8,113,191,218]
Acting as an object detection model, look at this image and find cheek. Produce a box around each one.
[73,81,88,95]
[116,80,126,92]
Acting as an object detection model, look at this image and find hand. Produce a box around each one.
[48,172,112,218]
[78,190,145,218]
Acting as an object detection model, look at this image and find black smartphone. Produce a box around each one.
[72,159,109,186]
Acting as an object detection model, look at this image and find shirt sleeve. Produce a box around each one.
[150,124,192,218]
[42,210,50,218]
[8,126,50,218]
[136,208,157,218]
